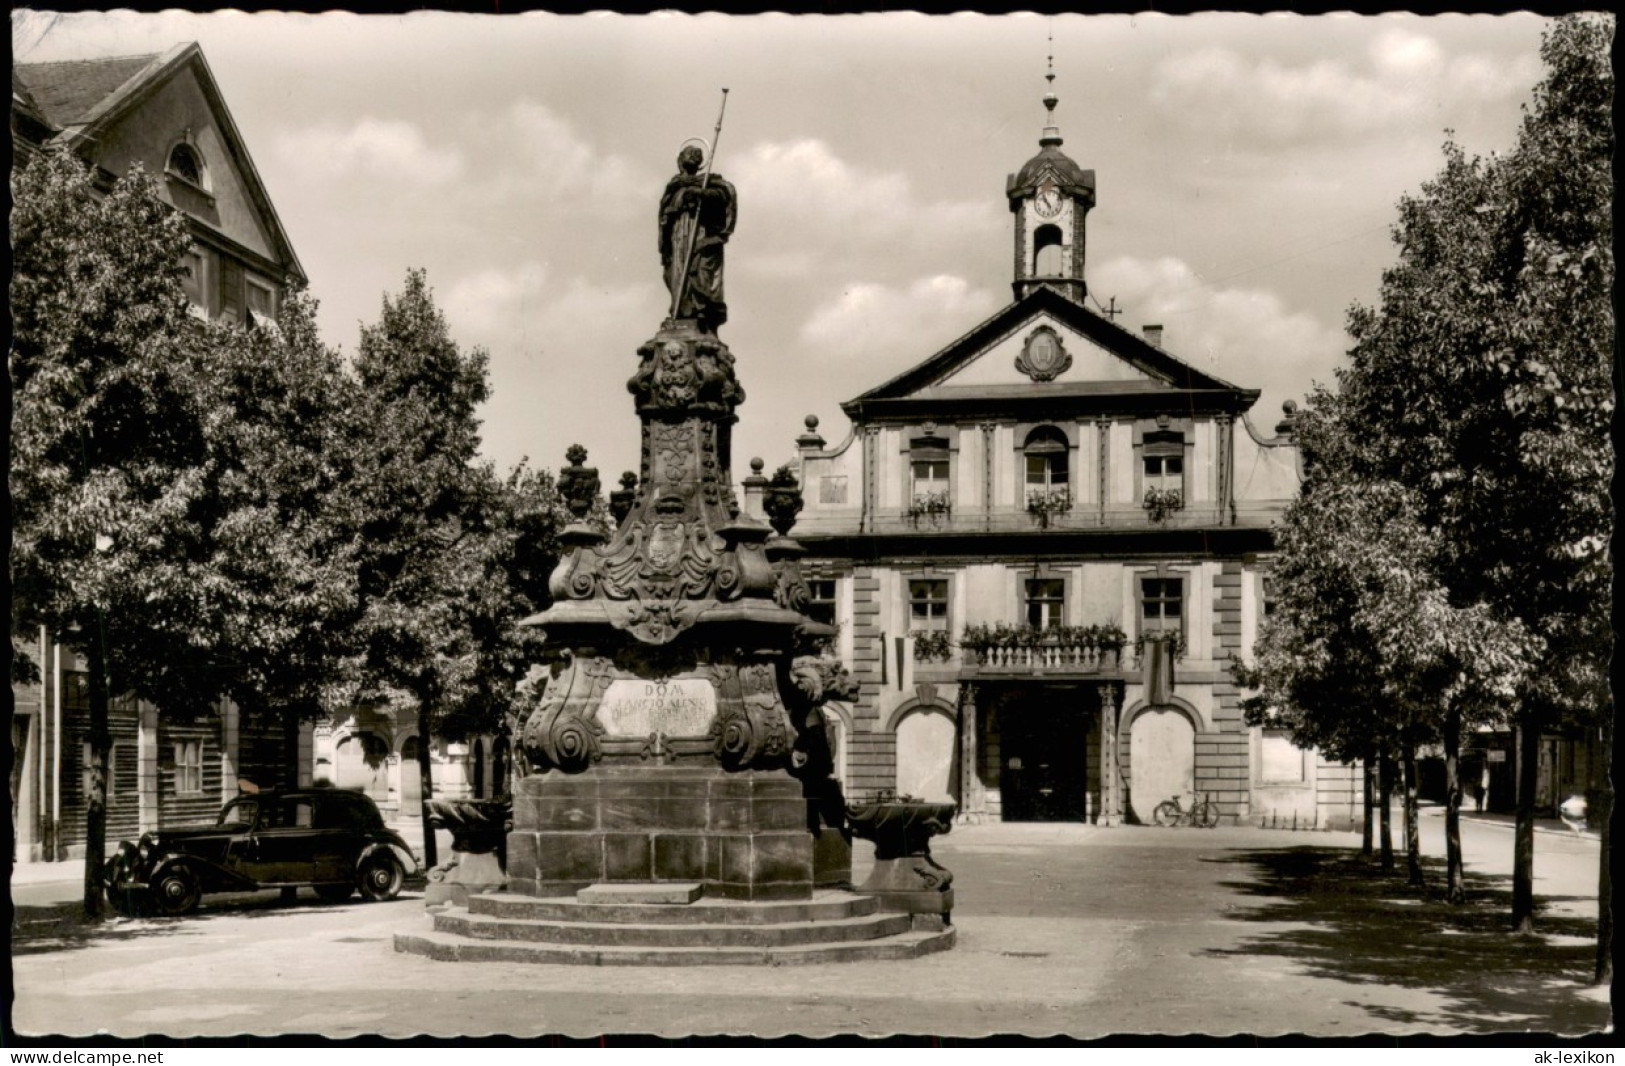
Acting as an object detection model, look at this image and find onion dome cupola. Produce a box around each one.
[1006,58,1095,304]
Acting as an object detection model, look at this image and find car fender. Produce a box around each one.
[361,833,417,877]
[149,850,257,892]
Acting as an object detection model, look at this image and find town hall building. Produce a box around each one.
[786,78,1361,829]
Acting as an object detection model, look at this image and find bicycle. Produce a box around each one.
[1152,791,1220,828]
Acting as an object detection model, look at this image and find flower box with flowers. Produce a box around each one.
[906,490,952,527]
[910,629,954,663]
[1143,487,1184,524]
[1025,488,1072,528]
[960,622,1126,671]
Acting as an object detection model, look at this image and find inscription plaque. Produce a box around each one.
[598,678,718,737]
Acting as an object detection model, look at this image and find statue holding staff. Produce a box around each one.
[660,93,735,334]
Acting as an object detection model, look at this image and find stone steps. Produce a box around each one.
[435,907,914,947]
[394,922,956,966]
[395,884,954,966]
[466,889,880,925]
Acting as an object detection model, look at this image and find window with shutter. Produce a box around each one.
[219,257,244,323]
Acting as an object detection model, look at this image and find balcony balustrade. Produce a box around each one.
[959,624,1125,677]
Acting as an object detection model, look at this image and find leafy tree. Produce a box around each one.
[1238,392,1532,896]
[187,289,363,777]
[1338,15,1612,938]
[346,269,504,867]
[10,149,209,916]
[430,461,571,772]
[1235,394,1399,871]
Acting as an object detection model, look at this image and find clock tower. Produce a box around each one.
[1006,63,1095,304]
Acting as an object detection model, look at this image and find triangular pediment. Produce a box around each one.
[844,287,1253,418]
[25,43,306,284]
[932,312,1161,390]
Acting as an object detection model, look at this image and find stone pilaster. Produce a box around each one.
[957,684,985,823]
[220,698,240,802]
[1099,683,1122,826]
[297,722,315,787]
[138,703,159,834]
[1096,417,1110,526]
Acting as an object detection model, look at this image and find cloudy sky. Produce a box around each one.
[14,11,1551,482]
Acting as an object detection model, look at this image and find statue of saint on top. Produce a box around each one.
[659,144,737,334]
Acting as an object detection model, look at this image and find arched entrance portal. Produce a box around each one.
[998,688,1090,821]
[335,732,390,800]
[894,707,955,802]
[1128,706,1195,824]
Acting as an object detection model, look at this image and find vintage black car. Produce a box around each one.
[104,788,415,916]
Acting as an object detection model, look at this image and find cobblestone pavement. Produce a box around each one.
[9,818,1609,1040]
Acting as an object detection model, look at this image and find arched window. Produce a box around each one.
[1033,225,1064,276]
[1023,426,1069,493]
[167,142,206,189]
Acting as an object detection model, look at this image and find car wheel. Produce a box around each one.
[315,882,354,903]
[1152,801,1180,827]
[151,864,201,917]
[358,852,404,902]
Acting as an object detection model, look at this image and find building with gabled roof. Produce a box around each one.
[11,42,312,862]
[783,75,1360,830]
[13,42,305,326]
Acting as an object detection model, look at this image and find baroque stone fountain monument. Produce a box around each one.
[396,140,954,965]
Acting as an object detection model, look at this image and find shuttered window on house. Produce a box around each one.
[219,256,244,323]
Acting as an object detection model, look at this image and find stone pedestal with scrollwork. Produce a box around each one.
[396,154,958,964]
[508,318,838,903]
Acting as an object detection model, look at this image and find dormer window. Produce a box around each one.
[166,142,208,191]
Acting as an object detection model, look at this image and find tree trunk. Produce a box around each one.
[1378,743,1394,874]
[283,709,301,792]
[1401,727,1423,887]
[1362,748,1376,858]
[1444,706,1465,904]
[417,703,437,869]
[1596,713,1613,985]
[1512,718,1539,934]
[82,635,110,920]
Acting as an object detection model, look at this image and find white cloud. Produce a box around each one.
[799,275,1000,360]
[443,261,660,355]
[276,118,465,185]
[733,139,1000,244]
[484,100,651,212]
[450,263,663,474]
[1149,30,1541,147]
[1092,255,1347,413]
[442,262,553,340]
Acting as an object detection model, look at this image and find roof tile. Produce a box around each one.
[14,53,160,129]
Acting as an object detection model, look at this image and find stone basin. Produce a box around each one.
[844,800,956,921]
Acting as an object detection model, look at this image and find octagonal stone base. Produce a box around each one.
[507,766,814,901]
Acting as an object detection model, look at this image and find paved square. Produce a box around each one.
[11,816,1608,1039]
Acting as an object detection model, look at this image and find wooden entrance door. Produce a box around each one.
[999,691,1089,822]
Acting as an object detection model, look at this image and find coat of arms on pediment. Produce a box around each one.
[1014,324,1072,383]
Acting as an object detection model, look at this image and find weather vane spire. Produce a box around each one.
[1041,21,1062,147]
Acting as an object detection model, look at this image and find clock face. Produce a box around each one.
[1034,183,1062,218]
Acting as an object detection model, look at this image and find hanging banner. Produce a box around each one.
[1143,635,1176,705]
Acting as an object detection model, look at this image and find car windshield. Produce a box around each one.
[218,798,258,829]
